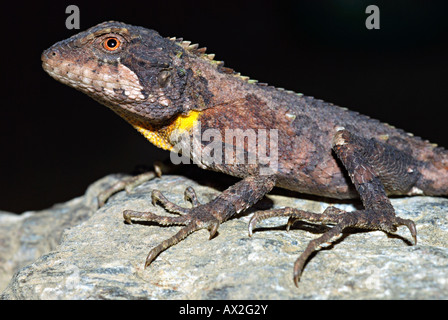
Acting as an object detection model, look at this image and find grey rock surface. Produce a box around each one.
[1,174,448,299]
[0,176,106,292]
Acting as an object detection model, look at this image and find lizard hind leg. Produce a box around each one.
[249,128,418,286]
[249,207,416,286]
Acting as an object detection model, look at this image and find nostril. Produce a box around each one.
[48,49,58,58]
[41,48,59,62]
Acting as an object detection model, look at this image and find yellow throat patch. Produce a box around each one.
[118,110,201,151]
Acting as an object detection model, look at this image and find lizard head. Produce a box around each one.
[42,21,199,124]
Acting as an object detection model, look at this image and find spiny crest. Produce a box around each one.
[167,36,304,98]
[168,36,259,84]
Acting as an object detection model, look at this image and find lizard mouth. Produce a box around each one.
[41,48,102,93]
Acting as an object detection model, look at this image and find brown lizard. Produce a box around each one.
[41,21,448,286]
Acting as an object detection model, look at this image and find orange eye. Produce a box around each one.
[103,37,121,51]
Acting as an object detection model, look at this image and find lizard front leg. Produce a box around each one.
[97,161,177,207]
[250,129,417,285]
[124,174,276,268]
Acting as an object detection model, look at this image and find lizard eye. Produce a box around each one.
[103,37,121,51]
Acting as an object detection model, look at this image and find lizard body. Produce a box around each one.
[42,21,448,285]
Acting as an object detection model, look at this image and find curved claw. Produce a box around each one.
[286,217,296,231]
[153,161,163,177]
[145,250,158,268]
[248,214,259,237]
[123,210,133,224]
[208,220,220,239]
[293,247,309,287]
[395,217,417,245]
[184,186,201,207]
[151,189,165,206]
[293,267,303,287]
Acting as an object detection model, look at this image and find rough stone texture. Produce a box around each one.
[0,176,106,292]
[1,173,448,299]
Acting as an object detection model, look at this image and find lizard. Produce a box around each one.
[41,21,448,286]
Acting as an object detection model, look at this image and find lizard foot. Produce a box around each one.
[98,162,165,207]
[123,186,221,268]
[249,206,416,286]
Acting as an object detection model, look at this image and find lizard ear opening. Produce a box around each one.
[157,70,171,88]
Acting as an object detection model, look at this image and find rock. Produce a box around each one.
[1,173,448,299]
[0,175,107,292]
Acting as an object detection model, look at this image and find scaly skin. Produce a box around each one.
[42,21,448,286]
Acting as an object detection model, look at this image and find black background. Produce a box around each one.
[1,0,447,213]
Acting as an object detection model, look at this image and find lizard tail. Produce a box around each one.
[415,146,448,196]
